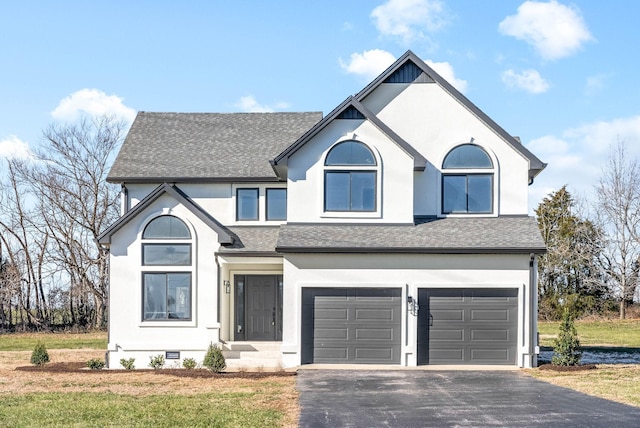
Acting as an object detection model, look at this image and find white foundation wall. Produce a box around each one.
[107,193,222,368]
[280,253,537,368]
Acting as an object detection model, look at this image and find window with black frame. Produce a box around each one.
[141,215,192,320]
[324,140,377,212]
[442,144,494,214]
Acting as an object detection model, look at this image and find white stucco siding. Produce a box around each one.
[281,253,537,368]
[125,182,287,226]
[286,119,415,223]
[107,193,221,365]
[362,83,531,216]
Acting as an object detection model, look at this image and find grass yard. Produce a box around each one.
[538,319,640,347]
[0,334,298,427]
[534,318,640,408]
[0,331,107,351]
[528,364,640,408]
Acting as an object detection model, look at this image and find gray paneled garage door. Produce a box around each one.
[417,288,518,365]
[301,288,401,364]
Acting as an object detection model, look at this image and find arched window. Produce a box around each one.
[442,144,494,214]
[141,215,192,321]
[324,141,377,212]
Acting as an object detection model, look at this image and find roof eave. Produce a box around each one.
[275,246,547,255]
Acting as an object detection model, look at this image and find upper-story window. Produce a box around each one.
[266,188,287,220]
[324,140,377,212]
[236,188,259,221]
[442,144,494,214]
[141,215,192,321]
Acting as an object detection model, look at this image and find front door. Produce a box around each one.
[235,275,282,341]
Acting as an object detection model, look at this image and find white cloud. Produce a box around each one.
[234,96,290,113]
[51,89,136,122]
[501,69,550,93]
[425,60,468,94]
[371,0,449,44]
[498,0,593,60]
[339,49,397,81]
[0,136,33,160]
[527,115,640,211]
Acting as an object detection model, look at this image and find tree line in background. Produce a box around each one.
[1,114,639,331]
[537,142,640,320]
[0,116,125,331]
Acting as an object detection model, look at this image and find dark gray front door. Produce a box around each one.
[301,288,401,364]
[417,288,518,365]
[245,275,282,341]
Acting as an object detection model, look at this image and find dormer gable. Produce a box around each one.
[271,96,427,176]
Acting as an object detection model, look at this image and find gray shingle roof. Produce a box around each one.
[219,226,281,255]
[276,217,545,254]
[108,112,322,182]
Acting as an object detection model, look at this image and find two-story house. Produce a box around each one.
[99,51,546,369]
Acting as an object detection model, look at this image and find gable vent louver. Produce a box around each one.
[337,106,365,120]
[384,61,434,84]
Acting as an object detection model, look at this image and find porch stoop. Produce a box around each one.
[221,342,283,369]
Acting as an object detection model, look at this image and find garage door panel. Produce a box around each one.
[471,329,510,341]
[315,308,349,321]
[418,288,518,365]
[355,308,395,320]
[355,347,394,361]
[471,348,510,362]
[355,327,394,340]
[471,309,511,321]
[431,309,464,321]
[315,328,349,340]
[302,288,401,364]
[430,329,464,341]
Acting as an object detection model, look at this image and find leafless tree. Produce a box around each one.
[0,160,50,329]
[594,141,640,319]
[5,115,126,328]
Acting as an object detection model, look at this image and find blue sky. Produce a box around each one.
[1,0,639,211]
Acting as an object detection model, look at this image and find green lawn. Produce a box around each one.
[538,319,640,347]
[0,331,107,351]
[0,332,297,427]
[0,391,284,428]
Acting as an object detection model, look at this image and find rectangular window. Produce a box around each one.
[143,273,191,320]
[266,188,287,220]
[236,188,259,221]
[325,171,376,212]
[442,174,493,214]
[142,244,191,266]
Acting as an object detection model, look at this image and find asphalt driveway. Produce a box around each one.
[297,370,640,427]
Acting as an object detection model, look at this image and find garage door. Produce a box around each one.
[301,288,402,364]
[417,288,518,365]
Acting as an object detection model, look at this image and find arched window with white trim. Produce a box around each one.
[141,215,192,321]
[442,144,494,214]
[324,140,377,212]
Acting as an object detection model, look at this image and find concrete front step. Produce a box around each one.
[221,341,283,367]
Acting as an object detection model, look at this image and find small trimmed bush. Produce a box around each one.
[203,343,226,373]
[120,358,135,370]
[552,308,582,366]
[182,357,197,370]
[148,354,165,369]
[30,343,50,366]
[87,358,105,370]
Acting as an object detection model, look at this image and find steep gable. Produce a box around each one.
[356,51,545,181]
